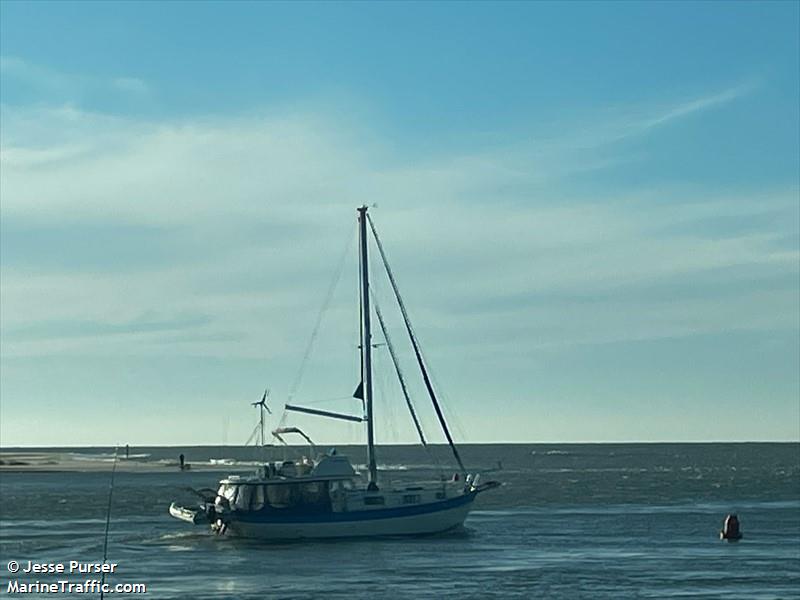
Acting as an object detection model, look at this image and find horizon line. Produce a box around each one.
[2,439,798,450]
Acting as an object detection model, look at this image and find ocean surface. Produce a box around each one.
[1,443,798,599]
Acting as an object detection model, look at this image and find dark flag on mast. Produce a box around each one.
[353,381,364,400]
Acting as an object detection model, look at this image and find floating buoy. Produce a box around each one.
[720,513,743,541]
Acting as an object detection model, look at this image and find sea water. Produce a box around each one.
[1,443,798,599]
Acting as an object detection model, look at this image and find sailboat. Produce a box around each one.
[169,206,499,539]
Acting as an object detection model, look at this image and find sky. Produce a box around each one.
[0,1,798,447]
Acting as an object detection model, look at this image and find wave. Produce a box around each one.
[354,463,408,472]
[67,452,151,462]
[353,463,454,472]
[68,453,120,463]
[200,459,263,467]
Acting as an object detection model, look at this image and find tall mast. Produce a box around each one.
[358,206,378,490]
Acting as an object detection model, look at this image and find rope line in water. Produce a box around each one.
[100,447,118,600]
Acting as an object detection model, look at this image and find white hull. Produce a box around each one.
[226,498,474,540]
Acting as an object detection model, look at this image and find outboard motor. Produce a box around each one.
[720,513,742,541]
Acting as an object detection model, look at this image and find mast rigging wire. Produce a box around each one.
[373,292,443,475]
[286,226,355,405]
[366,213,466,475]
[372,294,427,447]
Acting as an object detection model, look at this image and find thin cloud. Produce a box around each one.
[1,55,152,104]
[112,77,150,96]
[560,81,760,151]
[636,81,759,133]
[0,80,794,367]
[4,312,212,341]
[0,55,75,97]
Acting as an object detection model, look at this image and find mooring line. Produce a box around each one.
[100,446,118,600]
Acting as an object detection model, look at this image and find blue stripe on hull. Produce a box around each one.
[234,491,476,524]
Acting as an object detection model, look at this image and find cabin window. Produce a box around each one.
[364,496,385,506]
[300,482,325,505]
[330,480,353,499]
[266,484,298,508]
[234,485,252,510]
[256,482,332,511]
[402,494,420,504]
[251,485,266,511]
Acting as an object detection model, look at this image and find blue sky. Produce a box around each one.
[1,1,798,446]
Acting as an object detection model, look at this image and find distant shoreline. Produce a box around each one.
[0,451,252,474]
